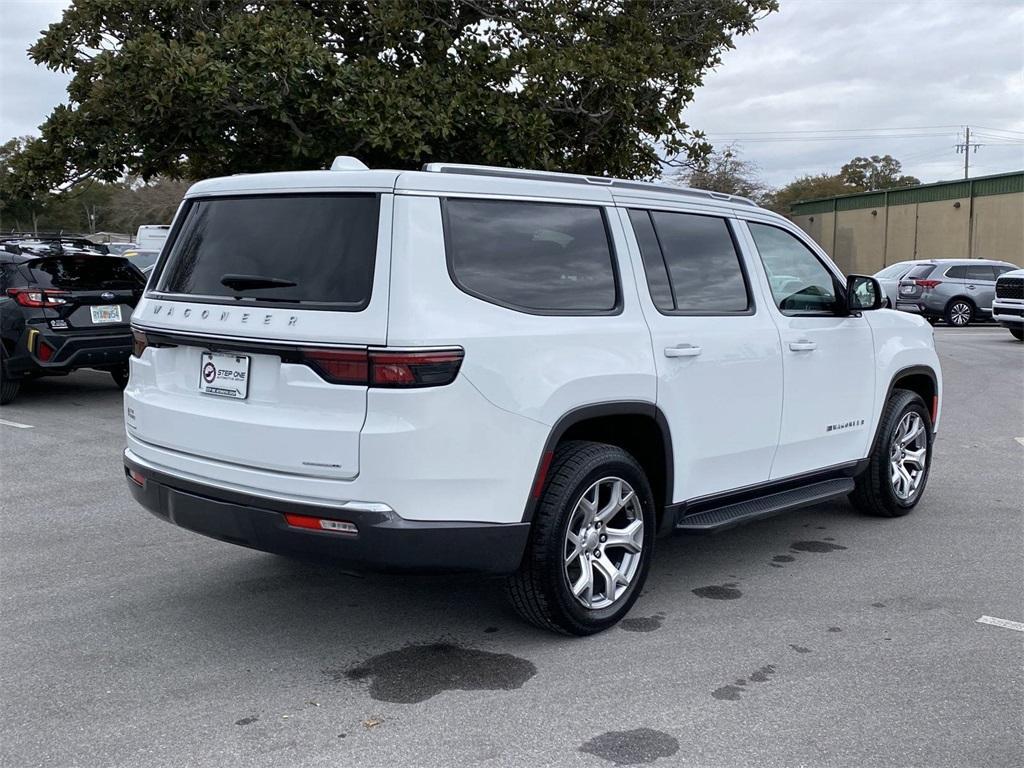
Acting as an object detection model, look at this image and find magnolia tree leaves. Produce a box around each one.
[12,0,776,195]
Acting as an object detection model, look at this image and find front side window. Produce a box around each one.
[627,209,750,313]
[444,199,618,313]
[157,194,380,309]
[966,264,996,282]
[748,223,839,314]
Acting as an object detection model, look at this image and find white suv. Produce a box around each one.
[124,159,942,634]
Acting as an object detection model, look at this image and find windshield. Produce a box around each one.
[875,263,911,279]
[156,194,380,309]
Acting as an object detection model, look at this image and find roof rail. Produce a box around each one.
[421,162,758,207]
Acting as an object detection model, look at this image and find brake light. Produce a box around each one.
[370,349,464,388]
[6,288,69,307]
[915,279,942,289]
[298,348,463,388]
[299,349,368,385]
[131,329,148,358]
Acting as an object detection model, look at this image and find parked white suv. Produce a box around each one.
[123,159,942,634]
[992,268,1024,340]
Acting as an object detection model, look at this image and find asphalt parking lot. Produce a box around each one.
[1,326,1021,768]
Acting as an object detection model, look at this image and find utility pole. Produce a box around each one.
[955,126,983,179]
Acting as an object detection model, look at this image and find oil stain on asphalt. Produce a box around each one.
[579,727,680,765]
[692,583,742,600]
[331,643,536,704]
[712,664,777,701]
[620,613,666,632]
[791,540,848,553]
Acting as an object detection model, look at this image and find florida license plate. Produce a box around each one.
[91,305,122,323]
[198,352,250,399]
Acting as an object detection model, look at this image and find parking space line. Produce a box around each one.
[0,418,34,429]
[976,616,1024,632]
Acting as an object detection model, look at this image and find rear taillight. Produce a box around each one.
[298,348,463,388]
[284,513,358,535]
[131,329,148,358]
[6,288,69,307]
[915,279,942,289]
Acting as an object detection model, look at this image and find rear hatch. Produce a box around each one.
[129,193,385,480]
[24,255,144,331]
[898,263,939,300]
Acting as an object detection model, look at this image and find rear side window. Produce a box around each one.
[157,194,380,309]
[628,209,750,313]
[944,265,969,279]
[966,265,996,281]
[444,199,618,314]
[905,264,936,280]
[26,257,145,290]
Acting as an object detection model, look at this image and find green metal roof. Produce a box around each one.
[790,170,1024,215]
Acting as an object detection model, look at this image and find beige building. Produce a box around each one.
[789,171,1023,274]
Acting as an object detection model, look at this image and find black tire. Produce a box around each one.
[1,352,19,405]
[944,298,974,327]
[1010,327,1024,341]
[506,441,656,635]
[850,390,933,517]
[111,364,130,390]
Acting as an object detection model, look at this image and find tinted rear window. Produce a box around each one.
[26,256,145,290]
[157,194,380,309]
[444,198,618,313]
[905,265,936,279]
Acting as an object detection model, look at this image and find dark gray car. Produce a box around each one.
[895,259,1020,326]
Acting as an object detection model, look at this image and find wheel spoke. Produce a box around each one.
[591,555,627,598]
[571,558,594,607]
[903,447,926,469]
[901,419,924,447]
[596,480,635,524]
[603,518,643,553]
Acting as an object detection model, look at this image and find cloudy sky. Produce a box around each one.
[1,0,1022,187]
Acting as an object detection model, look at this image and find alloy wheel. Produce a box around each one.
[563,477,644,610]
[949,302,971,326]
[889,412,928,501]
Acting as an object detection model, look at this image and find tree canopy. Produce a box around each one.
[763,154,921,213]
[668,145,767,200]
[13,0,775,194]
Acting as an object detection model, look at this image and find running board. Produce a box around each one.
[674,478,855,532]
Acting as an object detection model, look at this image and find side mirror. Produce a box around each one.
[846,275,884,311]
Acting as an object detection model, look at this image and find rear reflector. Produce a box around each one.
[132,329,148,358]
[532,450,556,499]
[36,340,55,362]
[298,347,463,388]
[127,468,146,487]
[284,513,358,535]
[932,395,939,422]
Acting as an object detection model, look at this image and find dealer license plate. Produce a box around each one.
[198,352,250,399]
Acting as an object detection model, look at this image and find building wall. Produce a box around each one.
[914,198,971,259]
[973,193,1024,261]
[789,173,1023,273]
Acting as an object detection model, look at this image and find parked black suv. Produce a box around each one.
[1,252,145,404]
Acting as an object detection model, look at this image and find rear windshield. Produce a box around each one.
[26,256,145,290]
[904,264,936,280]
[156,194,380,309]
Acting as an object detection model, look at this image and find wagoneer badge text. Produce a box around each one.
[151,304,298,326]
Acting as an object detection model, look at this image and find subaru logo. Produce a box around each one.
[101,291,115,301]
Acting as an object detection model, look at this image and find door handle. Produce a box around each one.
[789,340,817,352]
[664,344,702,358]
[967,284,976,289]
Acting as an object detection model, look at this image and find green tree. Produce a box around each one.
[762,173,851,213]
[21,0,776,189]
[839,155,920,190]
[0,138,49,233]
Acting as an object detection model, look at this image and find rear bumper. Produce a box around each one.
[124,451,530,574]
[7,327,131,376]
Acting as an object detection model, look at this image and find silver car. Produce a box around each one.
[873,260,928,308]
[895,259,1020,326]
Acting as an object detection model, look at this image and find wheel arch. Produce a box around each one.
[870,365,938,454]
[521,402,673,529]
